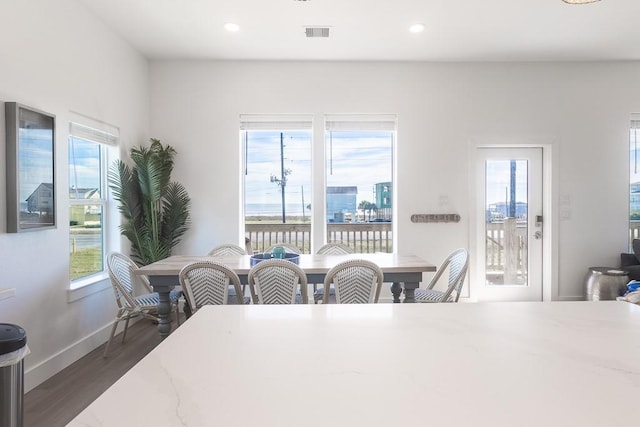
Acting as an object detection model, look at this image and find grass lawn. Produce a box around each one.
[70,247,103,281]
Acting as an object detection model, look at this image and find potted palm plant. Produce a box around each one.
[108,138,191,265]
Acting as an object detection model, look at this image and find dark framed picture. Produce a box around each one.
[5,102,56,232]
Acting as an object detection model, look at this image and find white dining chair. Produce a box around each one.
[313,242,354,303]
[322,259,384,304]
[207,244,247,256]
[248,259,308,304]
[415,248,469,303]
[179,261,245,312]
[264,243,302,255]
[206,243,250,303]
[104,252,181,357]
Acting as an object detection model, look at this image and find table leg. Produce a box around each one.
[156,290,172,338]
[391,282,402,303]
[403,282,419,303]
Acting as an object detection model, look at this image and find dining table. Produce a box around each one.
[136,252,436,338]
[69,301,640,426]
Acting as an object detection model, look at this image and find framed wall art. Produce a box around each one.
[5,102,56,232]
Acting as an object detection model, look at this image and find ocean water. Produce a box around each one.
[245,203,308,217]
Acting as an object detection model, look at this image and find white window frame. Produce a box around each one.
[240,114,314,252]
[68,114,119,296]
[323,114,397,252]
[239,113,397,254]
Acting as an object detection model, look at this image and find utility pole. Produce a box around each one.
[509,160,516,218]
[270,132,289,223]
[301,185,306,222]
[279,132,285,222]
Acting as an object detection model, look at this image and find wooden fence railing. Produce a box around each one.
[245,222,393,254]
[246,221,526,284]
[485,220,528,284]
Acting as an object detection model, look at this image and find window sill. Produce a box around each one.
[68,272,111,303]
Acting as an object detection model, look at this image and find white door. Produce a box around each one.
[475,147,543,301]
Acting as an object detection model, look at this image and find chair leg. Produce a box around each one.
[121,317,131,343]
[103,318,120,358]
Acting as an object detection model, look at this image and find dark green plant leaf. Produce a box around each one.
[109,139,191,265]
[161,182,191,249]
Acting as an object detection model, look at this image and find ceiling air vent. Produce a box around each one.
[305,27,330,38]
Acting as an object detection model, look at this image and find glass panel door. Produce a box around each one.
[485,159,529,286]
[476,147,543,302]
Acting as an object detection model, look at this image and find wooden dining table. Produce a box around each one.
[136,252,436,338]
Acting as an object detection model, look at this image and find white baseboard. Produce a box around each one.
[24,322,114,392]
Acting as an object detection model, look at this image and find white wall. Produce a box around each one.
[0,0,149,390]
[149,60,640,301]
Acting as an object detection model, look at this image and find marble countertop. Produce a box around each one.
[0,288,15,301]
[69,301,640,426]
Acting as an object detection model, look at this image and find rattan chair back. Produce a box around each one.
[179,261,244,311]
[317,242,354,255]
[313,243,354,303]
[107,252,148,310]
[207,244,247,256]
[323,259,384,304]
[416,248,469,303]
[265,243,302,254]
[248,259,308,304]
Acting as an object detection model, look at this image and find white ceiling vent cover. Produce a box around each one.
[305,27,330,38]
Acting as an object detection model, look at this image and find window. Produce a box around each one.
[631,116,640,247]
[69,117,118,282]
[240,113,395,254]
[241,115,312,253]
[325,114,395,252]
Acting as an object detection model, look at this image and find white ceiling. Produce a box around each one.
[78,0,640,61]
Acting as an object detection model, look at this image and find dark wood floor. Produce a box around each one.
[23,317,177,427]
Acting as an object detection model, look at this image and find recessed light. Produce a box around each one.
[224,23,240,32]
[409,23,425,33]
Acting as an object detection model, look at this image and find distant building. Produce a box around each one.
[327,186,357,222]
[26,183,54,214]
[69,187,101,225]
[487,201,528,222]
[374,182,392,220]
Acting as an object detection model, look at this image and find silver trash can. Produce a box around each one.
[0,324,27,427]
[585,267,629,301]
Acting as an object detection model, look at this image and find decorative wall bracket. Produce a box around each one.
[410,214,460,223]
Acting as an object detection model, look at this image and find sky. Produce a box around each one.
[18,128,55,201]
[65,129,532,214]
[244,130,393,215]
[69,136,101,197]
[485,159,528,206]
